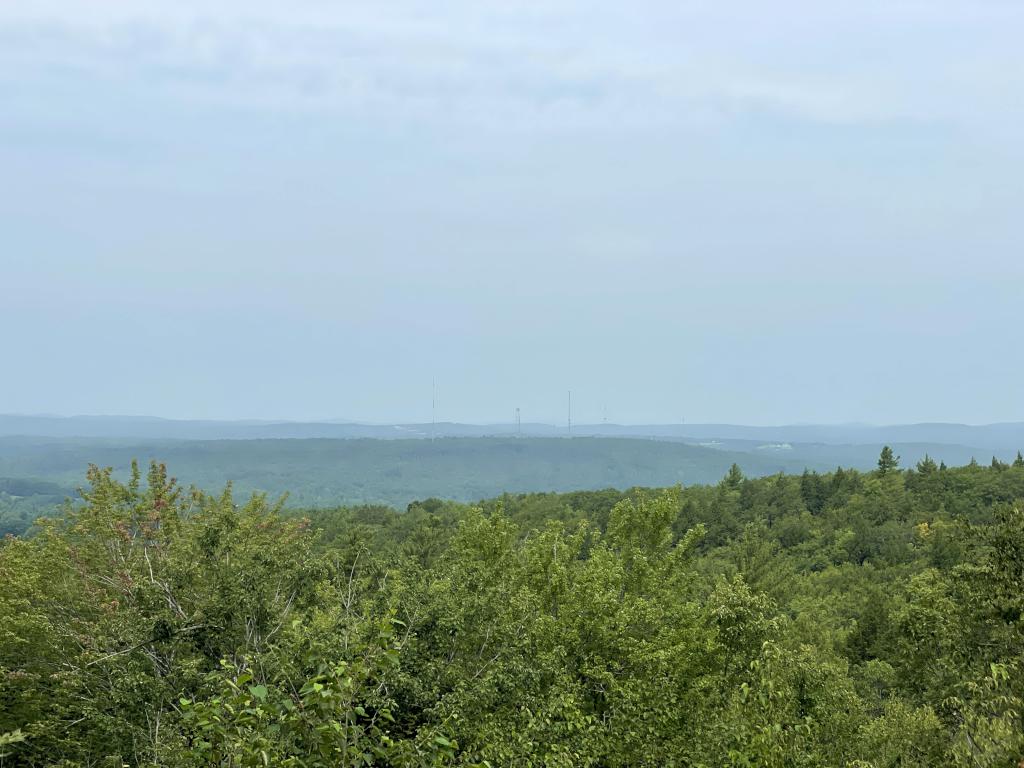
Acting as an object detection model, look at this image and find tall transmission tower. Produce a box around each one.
[568,390,572,438]
[431,378,436,443]
[515,407,521,437]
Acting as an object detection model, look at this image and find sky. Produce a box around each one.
[2,1,1022,425]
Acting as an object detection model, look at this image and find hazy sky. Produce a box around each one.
[2,1,1022,425]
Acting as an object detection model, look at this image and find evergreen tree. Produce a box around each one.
[916,455,937,475]
[723,463,745,489]
[800,470,828,514]
[877,446,900,475]
[1014,451,1024,468]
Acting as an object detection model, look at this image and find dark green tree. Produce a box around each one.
[723,462,745,490]
[877,446,900,475]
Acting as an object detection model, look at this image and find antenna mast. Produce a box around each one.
[431,378,436,443]
[568,390,572,438]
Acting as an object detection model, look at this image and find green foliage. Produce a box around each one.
[0,476,72,536]
[178,620,437,768]
[4,458,1024,765]
[0,436,830,532]
[877,445,900,475]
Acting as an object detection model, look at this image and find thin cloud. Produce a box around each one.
[4,1,1021,132]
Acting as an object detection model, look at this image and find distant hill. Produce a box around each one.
[0,436,828,510]
[3,414,1024,453]
[3,431,1021,538]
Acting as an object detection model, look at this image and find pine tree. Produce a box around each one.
[1014,451,1024,468]
[877,446,900,475]
[723,463,745,489]
[916,454,937,475]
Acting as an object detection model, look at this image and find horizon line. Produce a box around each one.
[3,413,1023,430]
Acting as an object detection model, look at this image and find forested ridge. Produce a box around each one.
[5,434,1017,525]
[0,436,832,523]
[3,451,1024,766]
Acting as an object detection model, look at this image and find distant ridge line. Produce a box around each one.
[1,414,1023,451]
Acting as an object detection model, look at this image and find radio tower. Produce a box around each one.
[568,390,572,438]
[431,378,436,443]
[515,407,521,437]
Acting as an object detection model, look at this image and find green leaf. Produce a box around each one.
[249,684,268,701]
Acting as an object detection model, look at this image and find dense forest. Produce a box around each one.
[3,450,1024,766]
[0,477,72,538]
[2,434,1016,531]
[0,436,828,530]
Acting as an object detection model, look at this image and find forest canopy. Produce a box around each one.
[3,452,1024,766]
